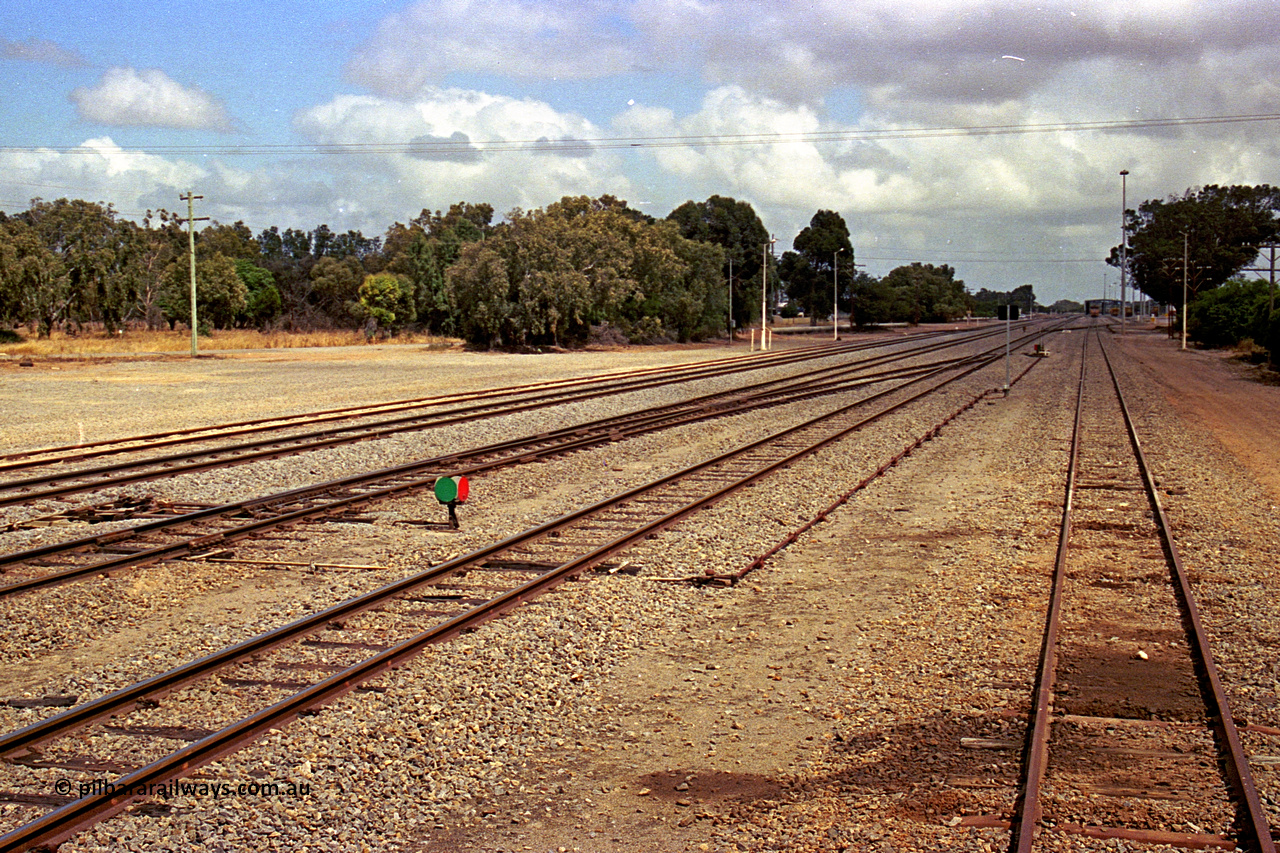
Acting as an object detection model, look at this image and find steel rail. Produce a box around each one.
[1008,332,1275,853]
[0,345,841,500]
[0,341,1007,761]
[0,326,1030,507]
[0,322,1059,581]
[1009,328,1088,851]
[3,324,995,468]
[0,340,845,469]
[0,325,1064,597]
[728,352,1051,585]
[0,353,976,594]
[1098,336,1275,853]
[0,343,1019,851]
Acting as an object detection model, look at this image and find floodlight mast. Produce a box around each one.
[1119,170,1129,335]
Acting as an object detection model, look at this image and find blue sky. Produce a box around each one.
[4,0,1280,304]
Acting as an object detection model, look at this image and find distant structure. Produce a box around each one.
[1083,298,1165,318]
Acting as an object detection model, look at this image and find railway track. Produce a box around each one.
[0,324,1038,513]
[1006,330,1276,852]
[0,326,1034,851]
[0,323,1067,597]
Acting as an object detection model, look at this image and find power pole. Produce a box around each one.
[1240,242,1278,314]
[178,191,209,357]
[1271,243,1277,315]
[1261,243,1277,315]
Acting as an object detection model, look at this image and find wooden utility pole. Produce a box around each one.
[178,192,209,356]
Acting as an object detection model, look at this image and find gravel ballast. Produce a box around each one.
[1,329,1277,852]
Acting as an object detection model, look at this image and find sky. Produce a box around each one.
[3,0,1280,305]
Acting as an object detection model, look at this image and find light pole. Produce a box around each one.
[833,247,844,341]
[1182,231,1189,351]
[761,235,775,350]
[1119,169,1129,334]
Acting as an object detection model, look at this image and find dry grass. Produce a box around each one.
[0,327,457,356]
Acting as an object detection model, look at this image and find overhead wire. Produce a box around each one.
[0,112,1277,158]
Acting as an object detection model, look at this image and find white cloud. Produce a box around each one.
[612,70,1280,303]
[2,37,88,67]
[633,0,1278,106]
[347,0,638,95]
[9,0,1280,306]
[69,68,237,132]
[292,88,634,220]
[0,137,205,214]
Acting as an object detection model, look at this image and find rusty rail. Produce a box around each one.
[0,333,1030,852]
[1007,331,1275,853]
[0,324,1066,598]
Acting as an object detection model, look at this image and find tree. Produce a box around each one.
[447,244,513,347]
[782,210,854,324]
[0,219,67,336]
[234,259,282,328]
[447,195,726,348]
[381,203,493,334]
[619,219,724,342]
[199,221,258,260]
[414,201,496,241]
[158,253,247,331]
[1187,278,1270,348]
[21,198,136,333]
[852,272,900,327]
[1108,185,1280,306]
[308,256,366,324]
[667,195,769,332]
[882,263,970,324]
[971,285,1036,317]
[356,272,415,335]
[130,209,187,329]
[402,235,452,333]
[328,229,381,261]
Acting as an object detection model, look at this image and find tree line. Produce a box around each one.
[0,193,1031,348]
[1108,183,1280,361]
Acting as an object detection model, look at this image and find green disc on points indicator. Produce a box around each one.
[434,475,468,504]
[434,477,457,503]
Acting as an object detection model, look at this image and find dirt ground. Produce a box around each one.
[7,328,1276,852]
[1113,334,1280,504]
[431,329,1280,853]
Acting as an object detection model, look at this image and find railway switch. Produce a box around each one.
[434,475,469,529]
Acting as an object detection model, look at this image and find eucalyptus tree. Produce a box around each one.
[779,210,854,323]
[667,195,769,332]
[1108,184,1280,306]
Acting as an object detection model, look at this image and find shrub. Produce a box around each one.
[1188,278,1269,348]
